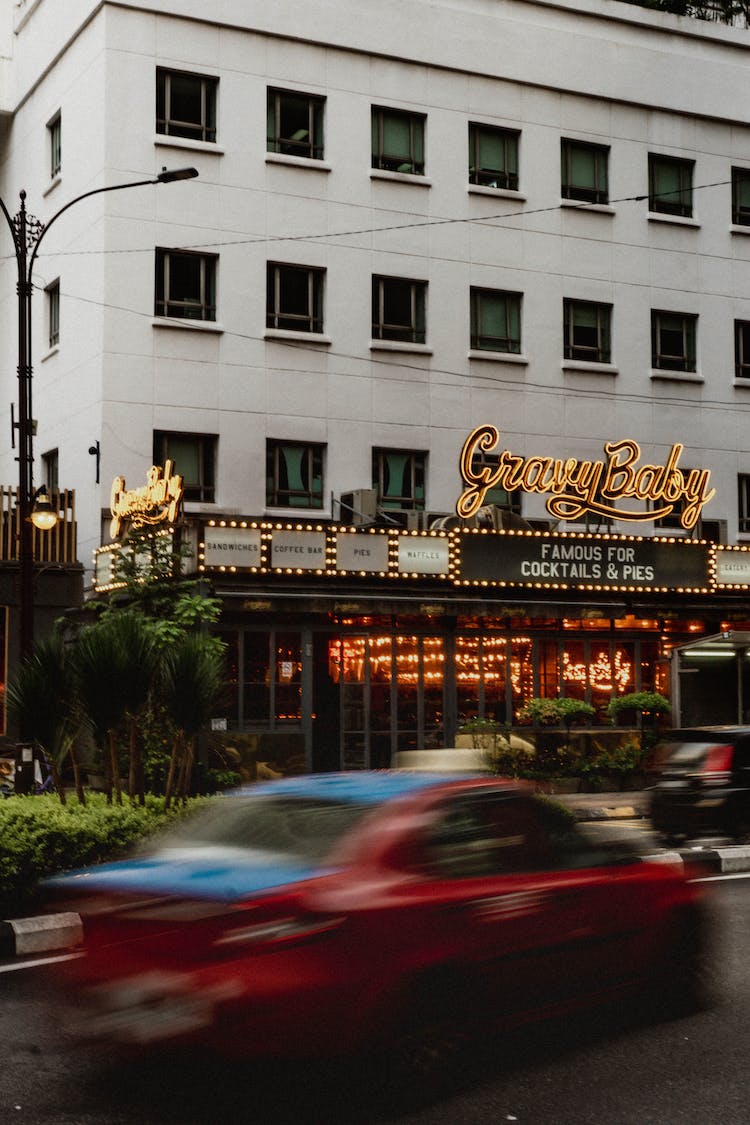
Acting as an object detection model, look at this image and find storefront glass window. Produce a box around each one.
[511,635,534,720]
[275,633,302,722]
[243,631,270,724]
[589,642,634,718]
[216,629,239,727]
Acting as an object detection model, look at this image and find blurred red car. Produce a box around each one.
[47,772,710,1084]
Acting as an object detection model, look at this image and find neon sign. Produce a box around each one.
[457,426,714,531]
[110,461,184,538]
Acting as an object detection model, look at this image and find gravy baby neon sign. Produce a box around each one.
[457,426,714,531]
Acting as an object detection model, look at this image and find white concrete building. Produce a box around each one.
[2,0,750,758]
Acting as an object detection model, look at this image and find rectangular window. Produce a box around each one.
[739,475,750,534]
[468,123,519,190]
[155,248,217,321]
[266,263,324,333]
[655,479,694,531]
[372,275,426,344]
[732,167,750,226]
[470,452,522,514]
[266,440,324,509]
[651,310,697,372]
[561,139,609,204]
[46,280,60,348]
[735,320,750,378]
[42,449,59,493]
[267,88,324,160]
[649,154,693,217]
[563,299,611,363]
[153,431,216,503]
[371,106,425,175]
[470,287,522,353]
[156,68,217,143]
[48,113,61,178]
[372,448,426,511]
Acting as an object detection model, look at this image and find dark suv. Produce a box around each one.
[650,727,750,844]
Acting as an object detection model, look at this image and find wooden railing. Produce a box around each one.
[0,487,78,564]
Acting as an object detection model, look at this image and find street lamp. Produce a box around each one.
[0,166,198,661]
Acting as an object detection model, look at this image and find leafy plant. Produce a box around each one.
[607,692,671,722]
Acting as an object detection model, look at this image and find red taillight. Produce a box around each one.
[697,743,734,785]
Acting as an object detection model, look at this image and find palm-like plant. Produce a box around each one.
[6,632,82,804]
[159,633,226,808]
[72,617,145,805]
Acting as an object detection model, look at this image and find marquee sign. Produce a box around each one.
[110,461,184,538]
[456,530,710,593]
[457,426,714,532]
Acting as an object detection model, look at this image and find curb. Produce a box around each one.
[645,845,750,876]
[0,912,83,957]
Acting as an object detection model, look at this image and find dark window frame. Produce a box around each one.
[563,299,612,364]
[561,138,609,204]
[739,474,750,534]
[156,67,217,143]
[732,167,750,227]
[48,113,61,178]
[470,287,522,353]
[468,122,519,190]
[372,275,427,344]
[266,88,325,160]
[651,309,697,373]
[266,439,325,509]
[648,154,694,218]
[155,248,217,322]
[46,279,60,348]
[266,262,325,334]
[153,431,217,503]
[735,320,750,379]
[372,447,426,511]
[371,106,425,175]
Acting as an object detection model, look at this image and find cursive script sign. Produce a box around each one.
[110,461,184,538]
[457,426,714,531]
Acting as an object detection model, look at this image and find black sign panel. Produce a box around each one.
[457,532,710,592]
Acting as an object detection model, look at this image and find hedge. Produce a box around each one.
[0,792,213,917]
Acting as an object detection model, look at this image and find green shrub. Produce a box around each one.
[606,692,671,723]
[0,792,213,916]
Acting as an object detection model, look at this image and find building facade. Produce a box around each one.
[2,0,750,758]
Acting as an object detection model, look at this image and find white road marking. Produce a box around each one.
[0,951,83,973]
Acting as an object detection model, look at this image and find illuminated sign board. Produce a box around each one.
[714,546,750,588]
[456,531,710,593]
[203,526,262,569]
[335,531,389,573]
[270,530,326,570]
[457,426,714,532]
[110,461,184,538]
[397,535,450,576]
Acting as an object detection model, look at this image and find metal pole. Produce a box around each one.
[17,192,35,662]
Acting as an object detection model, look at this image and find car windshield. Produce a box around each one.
[156,796,375,864]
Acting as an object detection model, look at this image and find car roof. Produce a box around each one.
[227,771,515,806]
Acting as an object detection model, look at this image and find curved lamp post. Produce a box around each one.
[0,166,198,661]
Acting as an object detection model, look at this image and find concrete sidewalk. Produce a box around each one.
[556,789,649,821]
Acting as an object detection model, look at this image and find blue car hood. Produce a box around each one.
[46,847,331,903]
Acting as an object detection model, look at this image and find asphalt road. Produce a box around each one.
[1,873,748,1125]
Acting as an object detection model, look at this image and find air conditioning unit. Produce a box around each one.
[338,488,378,525]
[401,511,452,531]
[699,519,728,544]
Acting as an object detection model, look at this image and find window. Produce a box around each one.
[372,448,426,511]
[46,280,60,348]
[470,450,522,514]
[561,139,609,204]
[153,431,216,503]
[42,449,58,493]
[48,113,61,178]
[468,123,519,190]
[563,299,611,363]
[155,249,217,321]
[651,310,697,372]
[655,490,692,532]
[739,475,750,534]
[267,88,324,160]
[732,167,750,226]
[735,321,750,378]
[372,275,426,344]
[648,154,693,218]
[266,440,324,509]
[371,107,425,175]
[266,263,324,333]
[470,287,521,353]
[156,68,217,143]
